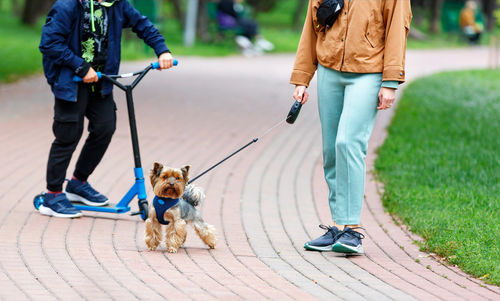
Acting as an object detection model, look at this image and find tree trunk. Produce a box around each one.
[12,0,22,17]
[430,0,444,33]
[482,0,497,30]
[168,0,184,27]
[292,0,308,32]
[196,0,210,42]
[22,0,54,25]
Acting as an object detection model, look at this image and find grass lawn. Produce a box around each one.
[375,70,500,286]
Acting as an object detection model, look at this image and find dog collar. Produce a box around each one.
[153,196,179,225]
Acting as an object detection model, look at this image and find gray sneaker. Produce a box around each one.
[331,227,365,254]
[304,225,341,252]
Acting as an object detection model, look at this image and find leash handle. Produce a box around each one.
[286,100,303,124]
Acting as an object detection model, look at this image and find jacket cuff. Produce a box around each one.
[75,61,92,78]
[154,44,170,57]
[382,65,405,83]
[290,69,314,87]
[381,81,399,89]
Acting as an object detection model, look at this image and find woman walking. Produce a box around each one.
[291,0,412,254]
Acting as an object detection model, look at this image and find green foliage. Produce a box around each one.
[0,13,42,82]
[375,70,500,286]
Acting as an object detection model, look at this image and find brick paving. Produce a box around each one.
[0,48,499,300]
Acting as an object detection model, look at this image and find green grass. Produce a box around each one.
[0,14,43,82]
[375,70,500,286]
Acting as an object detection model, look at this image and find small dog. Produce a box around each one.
[145,162,216,253]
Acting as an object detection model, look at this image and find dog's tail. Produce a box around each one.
[182,184,205,207]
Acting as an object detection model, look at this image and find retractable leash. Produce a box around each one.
[187,100,303,184]
[34,60,178,221]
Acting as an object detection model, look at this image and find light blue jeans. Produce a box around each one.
[317,64,382,225]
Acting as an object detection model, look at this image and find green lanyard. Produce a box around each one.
[90,0,116,32]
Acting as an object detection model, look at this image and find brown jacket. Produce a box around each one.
[459,8,480,33]
[290,0,412,87]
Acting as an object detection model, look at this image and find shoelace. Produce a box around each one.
[318,224,339,237]
[319,224,336,232]
[333,227,365,241]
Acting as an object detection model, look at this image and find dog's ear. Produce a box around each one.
[181,165,190,181]
[150,162,164,186]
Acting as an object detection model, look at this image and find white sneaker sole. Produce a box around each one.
[332,242,364,255]
[304,243,334,252]
[65,192,109,207]
[39,205,82,218]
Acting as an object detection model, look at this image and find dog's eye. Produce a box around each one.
[163,176,168,179]
[176,177,180,180]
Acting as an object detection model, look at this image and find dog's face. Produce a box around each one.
[150,162,190,199]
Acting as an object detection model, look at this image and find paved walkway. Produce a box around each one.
[0,48,499,300]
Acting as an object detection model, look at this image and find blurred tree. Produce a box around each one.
[496,0,500,26]
[246,0,278,14]
[196,0,210,41]
[167,0,184,26]
[12,0,23,17]
[22,0,54,25]
[481,0,497,30]
[293,0,308,31]
[430,0,445,33]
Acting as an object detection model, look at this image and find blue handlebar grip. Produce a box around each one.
[73,72,102,82]
[151,59,178,70]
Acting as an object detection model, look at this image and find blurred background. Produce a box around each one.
[0,0,499,83]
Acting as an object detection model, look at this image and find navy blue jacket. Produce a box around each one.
[39,0,169,102]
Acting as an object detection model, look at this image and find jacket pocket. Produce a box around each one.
[365,12,383,48]
[365,31,375,48]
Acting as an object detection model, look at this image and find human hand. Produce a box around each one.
[83,67,99,83]
[293,85,309,104]
[158,52,174,70]
[377,87,396,110]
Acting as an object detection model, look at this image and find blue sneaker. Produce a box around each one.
[65,179,109,207]
[39,193,83,218]
[304,225,341,252]
[331,227,365,254]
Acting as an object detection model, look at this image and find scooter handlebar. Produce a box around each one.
[72,59,178,82]
[151,59,179,70]
[73,71,102,83]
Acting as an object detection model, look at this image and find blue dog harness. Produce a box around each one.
[153,196,179,225]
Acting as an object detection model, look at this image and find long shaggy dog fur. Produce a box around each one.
[145,163,216,253]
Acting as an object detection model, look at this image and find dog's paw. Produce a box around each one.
[167,247,178,253]
[146,244,158,251]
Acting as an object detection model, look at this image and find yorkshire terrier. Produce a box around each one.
[145,162,216,253]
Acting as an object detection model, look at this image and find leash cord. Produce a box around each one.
[188,118,288,184]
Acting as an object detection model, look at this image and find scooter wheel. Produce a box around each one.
[33,194,45,210]
[138,199,149,221]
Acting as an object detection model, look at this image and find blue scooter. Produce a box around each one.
[33,60,178,220]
